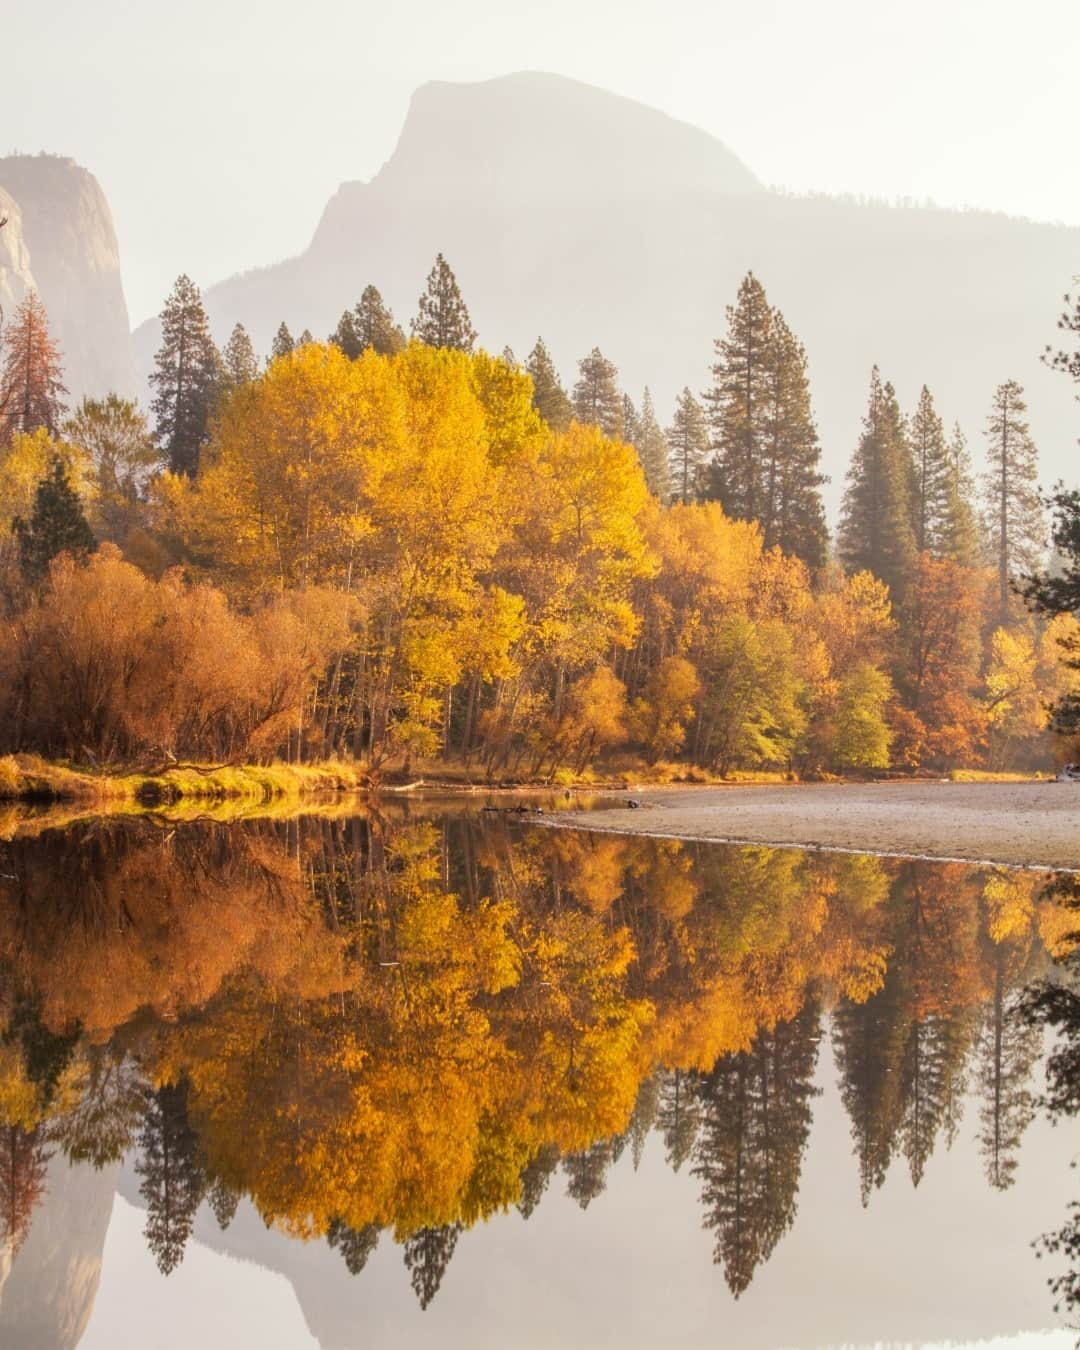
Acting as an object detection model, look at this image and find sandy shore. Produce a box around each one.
[550,781,1080,871]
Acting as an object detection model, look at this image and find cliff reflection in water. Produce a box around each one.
[0,805,1075,1319]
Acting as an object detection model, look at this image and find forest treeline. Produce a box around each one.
[0,259,1078,774]
[0,811,1070,1296]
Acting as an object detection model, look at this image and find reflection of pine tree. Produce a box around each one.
[208,1178,241,1230]
[0,1124,51,1259]
[403,1224,463,1310]
[328,1219,379,1274]
[657,1069,702,1171]
[977,948,1041,1190]
[833,972,911,1202]
[900,1007,979,1186]
[692,1005,820,1296]
[629,1075,660,1169]
[563,1137,619,1210]
[136,1081,207,1274]
[517,1143,560,1220]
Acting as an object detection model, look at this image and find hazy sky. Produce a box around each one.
[7,0,1079,324]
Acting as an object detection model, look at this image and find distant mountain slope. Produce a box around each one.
[0,155,136,404]
[133,72,1079,506]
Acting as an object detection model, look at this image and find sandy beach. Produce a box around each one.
[553,781,1080,871]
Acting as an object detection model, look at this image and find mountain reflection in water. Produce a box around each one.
[0,803,1076,1349]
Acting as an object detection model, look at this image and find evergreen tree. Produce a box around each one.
[501,344,518,368]
[219,322,259,392]
[354,285,406,355]
[328,1219,380,1274]
[297,328,315,346]
[980,380,1045,624]
[692,1007,821,1296]
[629,1075,661,1170]
[0,290,68,443]
[703,271,773,522]
[136,1081,207,1275]
[657,1068,703,1170]
[760,314,828,567]
[667,387,709,504]
[269,321,295,362]
[207,1178,241,1230]
[572,346,622,439]
[636,388,671,503]
[411,254,477,351]
[328,308,362,359]
[517,1143,561,1219]
[563,1137,619,1209]
[149,275,220,476]
[403,1223,463,1309]
[941,422,981,566]
[838,367,916,601]
[977,941,1042,1191]
[908,385,951,554]
[525,337,573,430]
[622,393,641,449]
[13,456,96,582]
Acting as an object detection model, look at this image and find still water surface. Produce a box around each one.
[0,801,1076,1349]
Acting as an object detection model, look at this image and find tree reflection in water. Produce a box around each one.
[0,806,1074,1315]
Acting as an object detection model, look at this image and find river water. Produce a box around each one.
[0,801,1076,1349]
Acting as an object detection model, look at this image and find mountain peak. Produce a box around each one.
[364,70,763,204]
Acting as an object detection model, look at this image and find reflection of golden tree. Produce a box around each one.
[0,1123,50,1259]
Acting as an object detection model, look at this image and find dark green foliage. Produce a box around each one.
[270,321,295,362]
[941,422,981,566]
[692,1005,821,1296]
[759,315,828,567]
[525,337,573,430]
[667,387,709,505]
[297,328,315,347]
[411,254,477,351]
[220,322,259,392]
[403,1223,463,1309]
[703,271,773,522]
[981,380,1045,624]
[13,456,96,582]
[838,367,915,601]
[908,385,951,554]
[329,309,363,359]
[354,285,406,356]
[636,388,671,503]
[573,346,622,438]
[328,1219,380,1274]
[136,1081,207,1275]
[149,275,220,476]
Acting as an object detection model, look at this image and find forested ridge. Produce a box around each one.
[1,256,1078,777]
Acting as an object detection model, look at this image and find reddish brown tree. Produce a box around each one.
[0,291,68,444]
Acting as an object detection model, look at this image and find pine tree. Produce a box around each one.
[941,422,981,566]
[636,388,671,503]
[667,387,709,504]
[403,1223,463,1309]
[838,367,916,601]
[269,321,295,362]
[525,337,573,430]
[149,275,220,476]
[981,380,1045,624]
[760,313,828,567]
[220,322,259,392]
[0,291,68,443]
[329,308,362,359]
[573,346,622,438]
[908,386,951,554]
[297,328,315,346]
[13,456,96,582]
[0,1125,50,1258]
[656,1068,702,1170]
[328,1220,380,1274]
[354,285,405,355]
[703,271,773,522]
[622,393,641,449]
[410,254,477,351]
[136,1081,207,1275]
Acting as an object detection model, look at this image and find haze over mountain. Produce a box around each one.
[131,72,1079,507]
[0,155,136,405]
